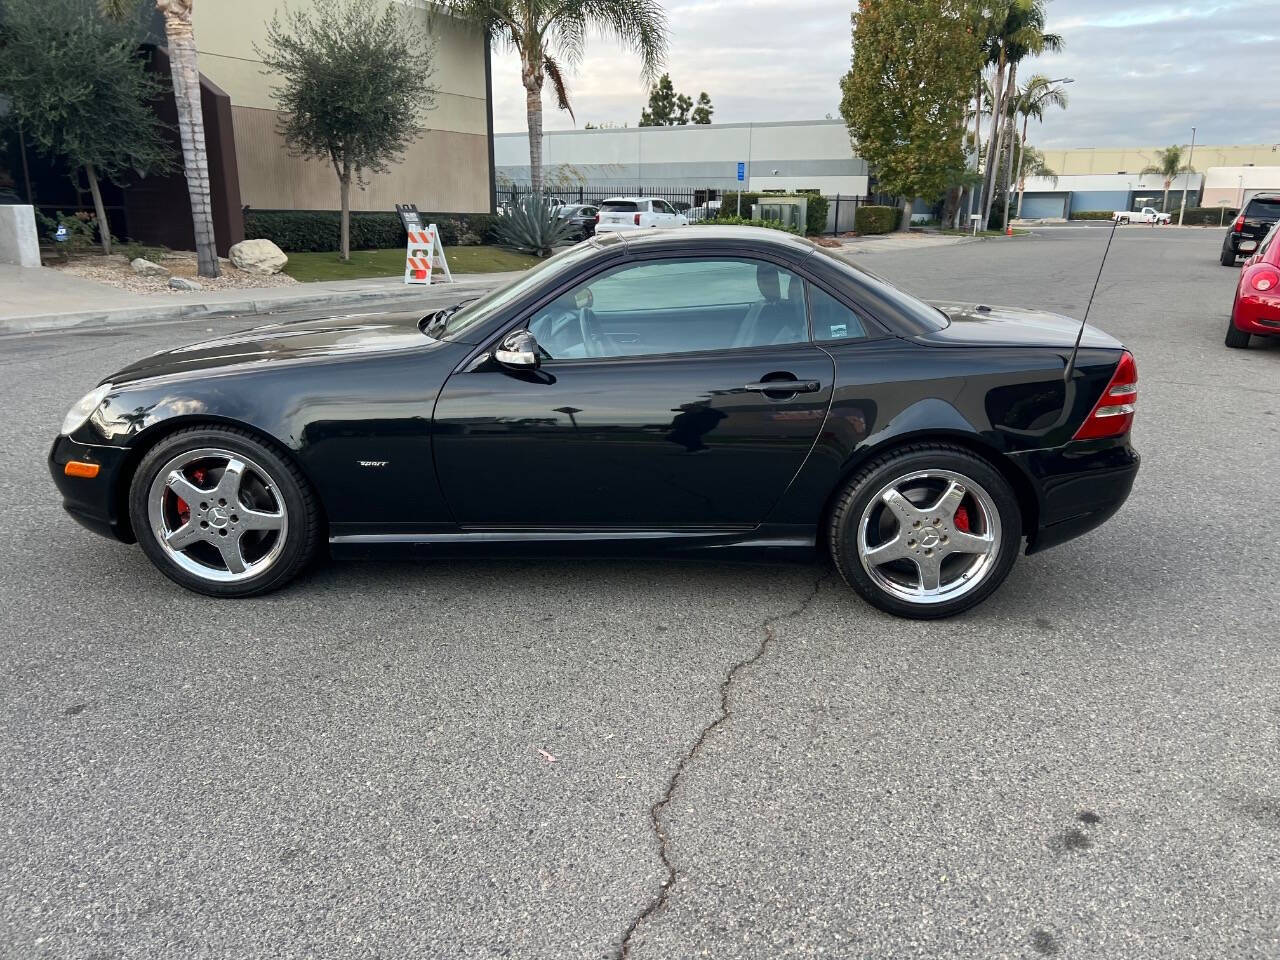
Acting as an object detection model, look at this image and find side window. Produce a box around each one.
[808,283,868,342]
[1259,223,1279,257]
[526,258,808,360]
[654,200,673,215]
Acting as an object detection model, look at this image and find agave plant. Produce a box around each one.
[493,195,574,258]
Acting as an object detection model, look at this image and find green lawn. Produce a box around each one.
[282,245,542,282]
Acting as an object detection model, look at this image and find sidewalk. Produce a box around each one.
[0,264,521,335]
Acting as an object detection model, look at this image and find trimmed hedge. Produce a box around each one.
[802,193,829,236]
[1070,210,1117,221]
[715,192,764,220]
[855,205,899,234]
[715,192,829,236]
[695,215,799,235]
[1177,206,1239,226]
[243,210,496,253]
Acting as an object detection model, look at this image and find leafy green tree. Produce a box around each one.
[691,91,713,124]
[0,0,174,254]
[840,0,981,230]
[640,73,712,126]
[257,0,438,261]
[1141,145,1193,213]
[442,0,667,196]
[640,73,680,125]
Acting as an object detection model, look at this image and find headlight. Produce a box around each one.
[60,384,112,436]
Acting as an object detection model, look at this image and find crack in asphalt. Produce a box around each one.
[617,570,831,959]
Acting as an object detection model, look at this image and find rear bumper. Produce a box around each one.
[48,436,135,543]
[1011,439,1140,555]
[1233,291,1280,335]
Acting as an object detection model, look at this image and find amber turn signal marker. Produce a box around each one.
[64,461,100,478]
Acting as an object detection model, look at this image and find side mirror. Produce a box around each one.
[495,329,541,370]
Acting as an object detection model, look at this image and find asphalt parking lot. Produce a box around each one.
[2,225,1278,959]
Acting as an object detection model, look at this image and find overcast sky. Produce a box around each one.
[489,0,1280,148]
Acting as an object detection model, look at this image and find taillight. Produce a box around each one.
[1233,215,1245,232]
[1073,350,1137,441]
[1250,268,1279,292]
[634,213,642,225]
[595,213,600,223]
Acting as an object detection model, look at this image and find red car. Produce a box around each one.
[1227,221,1280,348]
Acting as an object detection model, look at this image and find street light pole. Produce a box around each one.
[1178,125,1197,226]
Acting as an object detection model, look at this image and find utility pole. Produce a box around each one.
[1178,126,1197,226]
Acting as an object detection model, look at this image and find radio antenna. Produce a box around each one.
[1064,216,1120,383]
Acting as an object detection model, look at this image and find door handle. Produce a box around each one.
[744,379,821,394]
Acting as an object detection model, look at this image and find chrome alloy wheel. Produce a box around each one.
[856,469,1001,605]
[146,447,289,584]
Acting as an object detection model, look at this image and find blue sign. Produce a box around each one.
[54,224,69,243]
[737,162,745,182]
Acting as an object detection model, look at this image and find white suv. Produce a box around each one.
[593,197,689,234]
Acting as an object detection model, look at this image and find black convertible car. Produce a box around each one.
[50,227,1139,618]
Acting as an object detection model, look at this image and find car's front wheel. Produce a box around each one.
[828,445,1022,619]
[129,426,321,597]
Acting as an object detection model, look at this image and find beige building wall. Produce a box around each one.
[192,0,492,212]
[1043,144,1280,176]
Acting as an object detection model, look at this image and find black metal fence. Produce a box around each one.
[496,184,875,235]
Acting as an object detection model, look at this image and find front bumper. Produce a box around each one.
[48,435,135,542]
[1011,439,1140,555]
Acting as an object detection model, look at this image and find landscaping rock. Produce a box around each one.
[130,257,169,277]
[229,239,288,275]
[168,277,203,291]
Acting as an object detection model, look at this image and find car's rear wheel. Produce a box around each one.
[829,445,1022,619]
[1225,319,1251,349]
[129,426,321,597]
[1221,248,1236,266]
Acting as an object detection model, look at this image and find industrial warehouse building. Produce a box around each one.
[497,123,1280,222]
[495,120,870,196]
[8,0,495,255]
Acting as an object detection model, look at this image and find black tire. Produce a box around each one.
[1221,248,1236,267]
[129,425,322,597]
[828,444,1023,620]
[1225,320,1251,349]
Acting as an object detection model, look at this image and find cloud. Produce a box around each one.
[489,0,1280,149]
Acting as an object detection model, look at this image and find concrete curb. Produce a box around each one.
[0,276,508,336]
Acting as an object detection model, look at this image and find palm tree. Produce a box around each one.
[979,0,1062,225]
[1141,145,1192,214]
[1009,73,1068,221]
[441,0,667,196]
[156,0,220,278]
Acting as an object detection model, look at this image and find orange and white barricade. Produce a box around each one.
[404,224,453,285]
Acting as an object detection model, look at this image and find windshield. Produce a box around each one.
[429,242,600,342]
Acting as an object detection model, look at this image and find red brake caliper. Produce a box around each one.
[175,467,207,525]
[954,504,971,532]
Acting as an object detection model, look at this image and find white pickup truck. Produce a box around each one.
[1112,206,1171,225]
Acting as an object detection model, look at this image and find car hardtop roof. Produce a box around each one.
[605,223,816,256]
[601,196,653,203]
